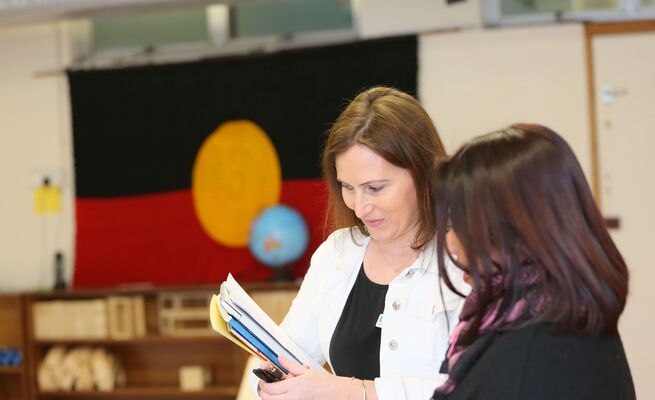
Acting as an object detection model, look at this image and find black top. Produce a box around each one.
[435,323,635,400]
[329,265,389,380]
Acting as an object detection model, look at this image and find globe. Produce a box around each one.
[249,205,309,269]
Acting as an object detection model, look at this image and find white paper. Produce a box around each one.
[224,274,327,372]
[219,286,301,365]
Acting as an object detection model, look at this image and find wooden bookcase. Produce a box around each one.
[0,293,30,400]
[21,282,298,400]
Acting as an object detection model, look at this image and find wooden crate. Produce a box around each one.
[107,296,134,339]
[33,300,108,340]
[107,296,148,339]
[158,292,214,337]
[132,296,147,337]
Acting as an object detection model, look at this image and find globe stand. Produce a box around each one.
[269,264,294,282]
[249,204,309,283]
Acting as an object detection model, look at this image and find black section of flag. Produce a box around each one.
[69,35,417,198]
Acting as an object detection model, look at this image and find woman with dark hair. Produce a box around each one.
[253,86,467,400]
[431,124,635,400]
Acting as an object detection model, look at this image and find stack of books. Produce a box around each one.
[209,274,325,375]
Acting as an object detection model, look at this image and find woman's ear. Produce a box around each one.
[446,230,468,267]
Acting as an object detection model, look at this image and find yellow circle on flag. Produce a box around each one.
[192,120,281,247]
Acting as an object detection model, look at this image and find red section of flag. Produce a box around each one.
[73,179,327,288]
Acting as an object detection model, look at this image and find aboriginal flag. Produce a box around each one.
[69,35,417,287]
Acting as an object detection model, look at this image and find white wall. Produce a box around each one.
[354,0,482,39]
[419,24,592,179]
[0,22,75,290]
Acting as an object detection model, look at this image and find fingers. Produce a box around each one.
[278,355,308,377]
[259,379,290,396]
[259,391,290,400]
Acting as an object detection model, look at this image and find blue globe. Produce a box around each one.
[249,205,309,268]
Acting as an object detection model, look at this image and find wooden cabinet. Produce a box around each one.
[21,283,298,400]
[0,293,30,400]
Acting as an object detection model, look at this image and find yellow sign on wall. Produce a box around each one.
[34,185,62,214]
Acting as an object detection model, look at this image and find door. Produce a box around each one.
[593,31,655,400]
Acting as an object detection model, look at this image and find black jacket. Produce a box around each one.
[437,323,635,400]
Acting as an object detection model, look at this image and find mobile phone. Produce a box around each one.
[252,367,284,383]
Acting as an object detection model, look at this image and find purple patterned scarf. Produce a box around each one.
[432,266,546,399]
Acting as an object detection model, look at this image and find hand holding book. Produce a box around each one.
[208,274,327,378]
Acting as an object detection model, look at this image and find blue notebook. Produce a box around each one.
[227,318,288,374]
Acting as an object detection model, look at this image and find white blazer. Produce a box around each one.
[253,227,467,400]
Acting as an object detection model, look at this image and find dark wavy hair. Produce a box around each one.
[322,86,446,250]
[434,124,628,343]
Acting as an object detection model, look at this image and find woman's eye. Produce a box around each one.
[368,186,383,193]
[340,183,353,191]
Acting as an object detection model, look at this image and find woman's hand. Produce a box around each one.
[258,356,358,400]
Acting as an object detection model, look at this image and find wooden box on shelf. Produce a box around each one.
[106,296,134,339]
[179,365,212,391]
[32,299,108,340]
[23,282,299,400]
[158,292,214,337]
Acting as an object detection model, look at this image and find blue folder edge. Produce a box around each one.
[227,318,289,374]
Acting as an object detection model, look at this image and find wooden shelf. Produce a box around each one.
[34,335,226,346]
[0,366,22,374]
[21,284,299,400]
[27,281,300,300]
[36,385,239,398]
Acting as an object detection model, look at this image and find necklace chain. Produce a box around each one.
[375,241,417,272]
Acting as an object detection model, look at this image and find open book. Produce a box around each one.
[208,274,326,374]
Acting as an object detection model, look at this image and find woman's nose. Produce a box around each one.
[354,195,373,219]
